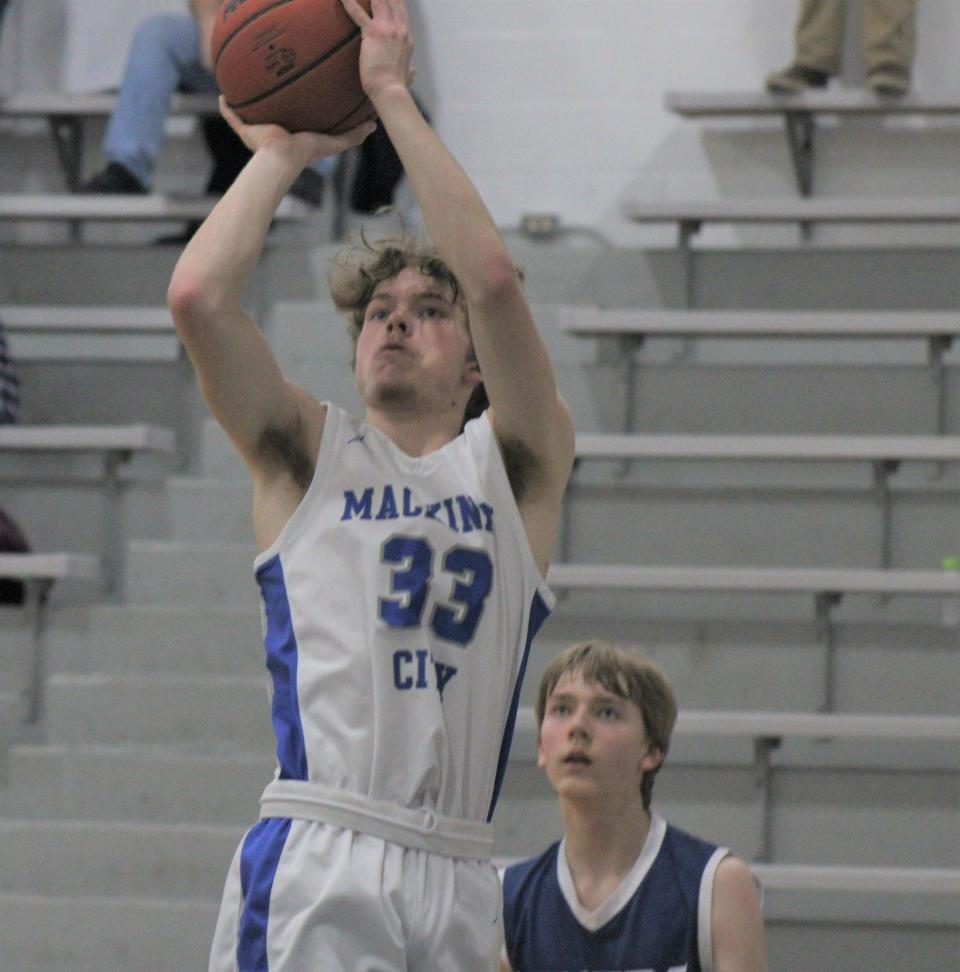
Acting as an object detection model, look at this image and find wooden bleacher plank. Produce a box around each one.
[546,564,960,596]
[574,433,960,463]
[623,196,960,225]
[665,90,960,117]
[0,424,175,455]
[555,307,960,338]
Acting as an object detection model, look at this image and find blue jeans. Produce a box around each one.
[104,14,337,189]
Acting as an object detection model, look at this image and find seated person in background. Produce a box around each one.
[0,318,19,424]
[766,0,917,97]
[501,640,768,972]
[80,1,332,205]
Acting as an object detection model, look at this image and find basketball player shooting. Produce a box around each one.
[167,0,575,967]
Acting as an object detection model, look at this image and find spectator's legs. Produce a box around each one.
[101,14,218,189]
[862,0,916,93]
[201,117,252,196]
[766,0,839,93]
[793,0,845,74]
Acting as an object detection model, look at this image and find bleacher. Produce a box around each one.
[0,91,311,246]
[0,11,958,972]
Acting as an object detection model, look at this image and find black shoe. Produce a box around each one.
[155,221,202,246]
[350,120,403,214]
[765,64,830,94]
[867,68,909,97]
[80,162,148,194]
[289,168,325,208]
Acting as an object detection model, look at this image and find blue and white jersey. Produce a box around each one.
[502,812,729,972]
[252,403,553,823]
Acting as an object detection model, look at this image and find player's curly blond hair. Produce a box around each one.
[329,235,509,429]
[535,640,678,811]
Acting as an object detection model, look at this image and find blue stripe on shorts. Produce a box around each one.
[237,817,292,971]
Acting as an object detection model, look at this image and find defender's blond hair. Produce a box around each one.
[536,640,678,811]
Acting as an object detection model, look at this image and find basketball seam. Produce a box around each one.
[213,0,299,73]
[225,29,363,112]
[326,92,375,133]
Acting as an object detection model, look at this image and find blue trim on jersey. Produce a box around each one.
[237,817,292,971]
[256,554,308,781]
[486,590,550,821]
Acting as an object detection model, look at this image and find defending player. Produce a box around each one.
[501,640,768,972]
[166,0,575,968]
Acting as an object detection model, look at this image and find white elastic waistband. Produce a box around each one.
[259,779,494,861]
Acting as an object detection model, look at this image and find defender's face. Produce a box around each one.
[354,268,476,409]
[537,671,662,806]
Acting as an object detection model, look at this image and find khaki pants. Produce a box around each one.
[794,0,917,76]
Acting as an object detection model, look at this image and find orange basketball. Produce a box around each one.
[212,0,375,135]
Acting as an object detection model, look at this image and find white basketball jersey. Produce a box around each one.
[252,404,554,823]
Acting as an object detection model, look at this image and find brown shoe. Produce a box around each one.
[867,68,909,97]
[765,64,830,94]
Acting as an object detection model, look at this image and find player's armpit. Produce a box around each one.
[711,856,769,972]
[167,279,299,464]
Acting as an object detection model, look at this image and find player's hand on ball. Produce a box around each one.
[340,0,414,101]
[219,98,375,163]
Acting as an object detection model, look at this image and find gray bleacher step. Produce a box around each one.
[45,674,273,748]
[0,892,217,972]
[0,193,309,224]
[664,89,960,117]
[166,476,254,542]
[0,91,219,118]
[0,819,241,898]
[3,745,272,824]
[125,540,258,606]
[622,196,960,226]
[87,603,262,674]
[0,304,179,362]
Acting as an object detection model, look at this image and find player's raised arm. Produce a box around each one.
[167,106,373,473]
[340,0,575,534]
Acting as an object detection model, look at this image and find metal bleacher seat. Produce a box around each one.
[0,425,175,724]
[0,304,178,362]
[556,307,960,341]
[509,705,960,863]
[0,93,219,192]
[622,196,960,247]
[0,424,176,594]
[664,89,960,196]
[0,553,100,723]
[545,563,960,710]
[0,193,308,226]
[557,307,960,434]
[572,433,960,570]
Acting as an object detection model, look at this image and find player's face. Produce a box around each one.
[354,267,476,411]
[537,671,662,808]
